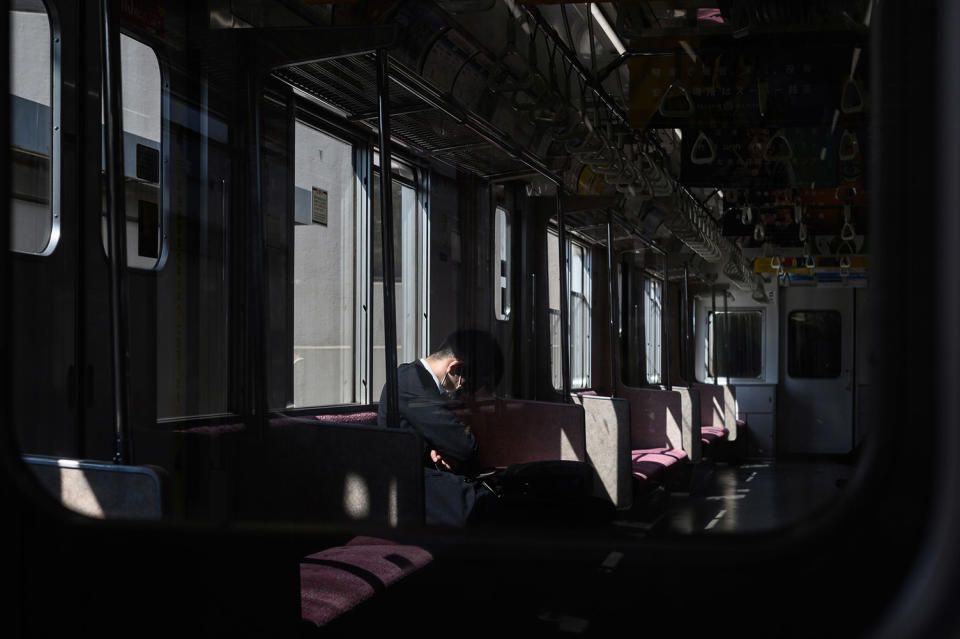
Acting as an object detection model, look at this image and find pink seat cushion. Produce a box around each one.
[300,537,433,627]
[630,448,687,480]
[701,426,728,445]
[314,412,379,425]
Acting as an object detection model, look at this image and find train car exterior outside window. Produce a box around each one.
[645,277,662,384]
[549,229,592,390]
[569,240,591,388]
[292,122,357,407]
[787,310,841,378]
[99,34,164,270]
[707,310,764,380]
[371,156,426,403]
[9,0,59,256]
[494,206,511,321]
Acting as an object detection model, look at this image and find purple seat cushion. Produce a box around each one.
[175,422,245,436]
[630,448,687,480]
[314,411,379,425]
[701,426,728,445]
[632,460,664,481]
[300,537,433,627]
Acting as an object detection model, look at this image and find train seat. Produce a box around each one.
[701,425,729,445]
[453,398,614,522]
[172,422,247,521]
[695,383,738,439]
[616,385,695,493]
[300,536,433,628]
[631,448,688,481]
[455,398,587,468]
[22,454,168,520]
[694,384,738,459]
[242,417,425,525]
[572,392,632,509]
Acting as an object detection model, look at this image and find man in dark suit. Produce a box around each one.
[378,329,502,527]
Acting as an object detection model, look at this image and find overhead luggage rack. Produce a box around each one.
[273,52,558,181]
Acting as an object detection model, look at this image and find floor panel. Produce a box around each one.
[655,460,855,535]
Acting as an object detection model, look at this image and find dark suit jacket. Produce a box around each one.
[378,361,485,526]
[378,360,477,464]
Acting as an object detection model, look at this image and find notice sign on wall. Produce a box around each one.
[312,187,328,225]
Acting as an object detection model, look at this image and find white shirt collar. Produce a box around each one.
[419,358,444,393]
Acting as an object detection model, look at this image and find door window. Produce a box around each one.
[787,310,842,378]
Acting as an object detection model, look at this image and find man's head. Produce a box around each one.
[427,329,504,397]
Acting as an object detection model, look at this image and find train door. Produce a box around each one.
[9,0,79,456]
[778,287,855,455]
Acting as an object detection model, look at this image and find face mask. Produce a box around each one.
[440,370,464,401]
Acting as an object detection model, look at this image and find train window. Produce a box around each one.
[292,122,357,406]
[155,87,231,419]
[100,34,163,270]
[493,206,511,321]
[645,277,662,384]
[787,310,842,379]
[371,158,425,402]
[706,310,764,379]
[9,0,59,256]
[548,229,592,390]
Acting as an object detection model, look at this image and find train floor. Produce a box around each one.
[614,458,857,537]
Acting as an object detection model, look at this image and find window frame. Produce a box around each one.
[369,156,428,404]
[288,97,430,410]
[705,307,766,382]
[644,275,662,385]
[98,30,169,271]
[548,227,593,391]
[493,205,511,322]
[786,309,843,379]
[9,0,61,257]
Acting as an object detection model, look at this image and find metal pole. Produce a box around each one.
[723,287,730,385]
[663,252,671,390]
[376,49,401,427]
[711,284,718,385]
[100,0,131,464]
[607,221,618,396]
[682,262,690,382]
[247,70,266,430]
[557,195,572,401]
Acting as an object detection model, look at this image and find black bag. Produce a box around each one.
[471,460,614,526]
[498,460,595,501]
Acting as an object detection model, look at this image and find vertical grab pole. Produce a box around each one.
[682,262,690,382]
[557,195,572,401]
[711,284,718,385]
[246,68,267,433]
[100,0,131,463]
[723,288,730,385]
[663,252,671,390]
[377,49,401,427]
[606,220,618,396]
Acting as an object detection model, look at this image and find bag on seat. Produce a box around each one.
[473,460,614,525]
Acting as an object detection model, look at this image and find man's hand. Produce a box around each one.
[430,449,453,471]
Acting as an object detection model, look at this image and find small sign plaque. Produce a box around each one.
[312,187,328,225]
